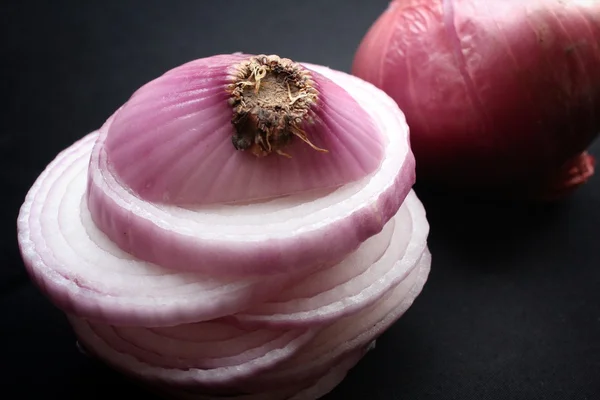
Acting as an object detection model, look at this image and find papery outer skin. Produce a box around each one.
[86,63,415,276]
[352,0,600,191]
[104,53,384,205]
[67,252,430,389]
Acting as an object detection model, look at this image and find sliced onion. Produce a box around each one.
[86,63,415,276]
[16,54,431,399]
[232,190,429,329]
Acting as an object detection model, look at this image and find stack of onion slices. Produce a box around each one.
[17,54,431,399]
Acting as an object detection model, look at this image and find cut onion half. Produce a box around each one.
[16,55,431,400]
[86,63,415,276]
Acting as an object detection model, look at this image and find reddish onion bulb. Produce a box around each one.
[352,0,600,198]
[17,53,431,399]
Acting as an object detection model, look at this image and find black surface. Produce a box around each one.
[2,1,600,399]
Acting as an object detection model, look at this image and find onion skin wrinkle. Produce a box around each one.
[16,53,431,398]
[352,0,600,199]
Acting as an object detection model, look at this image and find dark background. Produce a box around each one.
[2,1,599,399]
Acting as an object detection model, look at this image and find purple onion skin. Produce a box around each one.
[352,0,600,199]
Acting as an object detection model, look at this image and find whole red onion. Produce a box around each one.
[352,0,600,198]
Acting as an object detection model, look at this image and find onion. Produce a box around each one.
[17,53,431,399]
[352,0,600,198]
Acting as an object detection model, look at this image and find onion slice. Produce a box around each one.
[233,190,429,329]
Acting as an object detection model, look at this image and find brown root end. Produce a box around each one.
[536,151,596,201]
[227,54,327,157]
